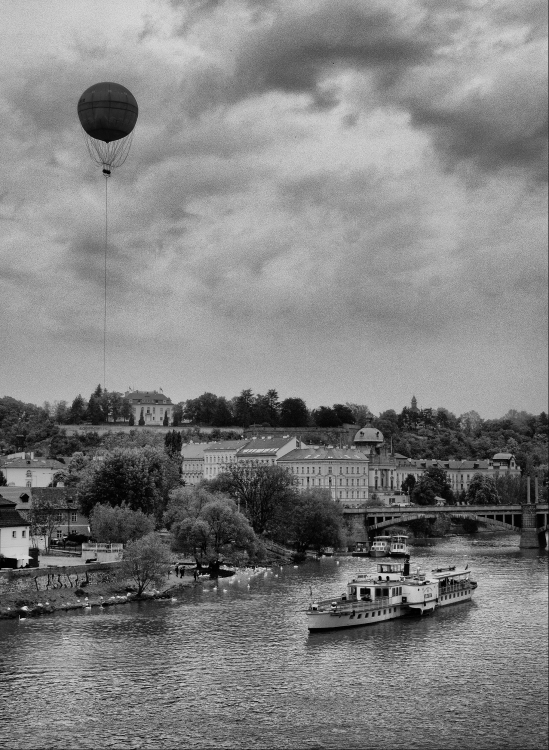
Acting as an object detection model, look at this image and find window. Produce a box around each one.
[12,530,17,538]
[26,470,32,477]
[56,530,63,539]
[71,512,77,522]
[22,530,26,538]
[26,481,32,488]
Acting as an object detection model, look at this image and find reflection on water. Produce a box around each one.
[1,535,547,750]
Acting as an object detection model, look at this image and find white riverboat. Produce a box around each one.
[390,535,409,557]
[306,558,477,631]
[369,535,391,557]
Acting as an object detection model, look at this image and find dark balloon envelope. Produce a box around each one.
[77,82,138,143]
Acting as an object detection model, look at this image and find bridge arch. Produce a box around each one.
[367,511,520,534]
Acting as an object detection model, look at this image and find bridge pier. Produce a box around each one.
[520,502,540,548]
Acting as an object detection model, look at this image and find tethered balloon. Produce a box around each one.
[77,82,138,175]
[77,82,138,390]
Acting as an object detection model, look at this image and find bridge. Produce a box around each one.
[342,502,549,548]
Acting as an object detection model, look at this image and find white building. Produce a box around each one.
[181,443,207,486]
[0,455,65,488]
[203,440,251,479]
[236,437,303,466]
[0,495,31,567]
[278,447,370,503]
[125,390,173,425]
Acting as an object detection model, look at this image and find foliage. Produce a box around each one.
[119,533,172,596]
[279,398,310,428]
[89,503,155,544]
[494,474,527,504]
[164,430,183,456]
[28,494,61,550]
[412,467,454,506]
[138,408,145,426]
[0,471,6,487]
[287,489,343,554]
[77,447,181,520]
[165,486,261,565]
[466,474,499,505]
[401,474,416,496]
[207,463,297,535]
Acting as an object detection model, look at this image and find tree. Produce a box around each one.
[312,406,341,428]
[279,397,309,428]
[210,463,297,534]
[77,447,180,520]
[53,400,69,424]
[345,403,372,426]
[89,503,155,543]
[109,392,124,423]
[332,404,356,424]
[401,474,416,497]
[138,408,145,426]
[494,474,526,504]
[0,471,7,487]
[164,430,183,456]
[165,487,261,571]
[69,395,87,424]
[29,494,61,550]
[121,397,132,423]
[466,474,499,505]
[234,389,254,428]
[412,467,454,506]
[128,412,135,426]
[289,489,343,555]
[163,412,169,426]
[119,532,172,596]
[212,397,234,427]
[87,385,105,425]
[172,403,184,426]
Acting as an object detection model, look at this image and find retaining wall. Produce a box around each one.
[0,562,122,595]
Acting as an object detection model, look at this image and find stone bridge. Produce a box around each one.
[342,502,548,548]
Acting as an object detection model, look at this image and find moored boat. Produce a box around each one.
[351,542,370,557]
[306,557,477,631]
[369,535,391,557]
[390,535,409,557]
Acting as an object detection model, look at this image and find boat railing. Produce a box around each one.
[311,596,392,613]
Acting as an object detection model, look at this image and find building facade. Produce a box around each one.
[125,390,173,425]
[181,444,207,486]
[0,495,31,567]
[236,437,303,466]
[0,454,65,488]
[278,447,370,502]
[203,440,251,479]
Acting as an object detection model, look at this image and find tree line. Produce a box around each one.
[1,392,547,475]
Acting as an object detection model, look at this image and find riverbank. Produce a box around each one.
[0,572,196,620]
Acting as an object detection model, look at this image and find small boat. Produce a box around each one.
[321,547,335,557]
[351,542,370,557]
[306,557,477,631]
[390,535,409,557]
[369,535,391,557]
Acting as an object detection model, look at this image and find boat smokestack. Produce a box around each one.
[403,555,410,576]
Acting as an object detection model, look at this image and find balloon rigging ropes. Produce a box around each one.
[77,82,138,390]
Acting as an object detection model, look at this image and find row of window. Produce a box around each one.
[290,465,367,475]
[12,530,27,538]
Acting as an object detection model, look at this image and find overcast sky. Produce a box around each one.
[1,0,547,418]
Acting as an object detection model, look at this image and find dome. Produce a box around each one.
[353,426,384,445]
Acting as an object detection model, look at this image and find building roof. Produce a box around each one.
[237,437,297,457]
[0,457,65,469]
[353,427,384,444]
[492,453,515,460]
[0,487,30,505]
[32,487,78,509]
[181,444,207,459]
[279,448,370,461]
[0,496,31,527]
[204,440,250,452]
[125,390,172,403]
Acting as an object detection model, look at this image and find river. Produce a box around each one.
[0,534,547,750]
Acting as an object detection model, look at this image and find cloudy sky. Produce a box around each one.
[1,0,547,418]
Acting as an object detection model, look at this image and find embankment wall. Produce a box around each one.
[0,562,122,596]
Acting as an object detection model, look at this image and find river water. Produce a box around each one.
[0,534,547,750]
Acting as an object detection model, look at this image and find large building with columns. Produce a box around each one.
[278,447,370,502]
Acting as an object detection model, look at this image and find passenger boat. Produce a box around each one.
[369,535,391,557]
[351,542,370,557]
[390,535,409,557]
[306,558,477,631]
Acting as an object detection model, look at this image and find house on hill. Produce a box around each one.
[125,390,173,425]
[0,454,65,488]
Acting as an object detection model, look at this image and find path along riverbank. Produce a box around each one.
[0,569,197,620]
